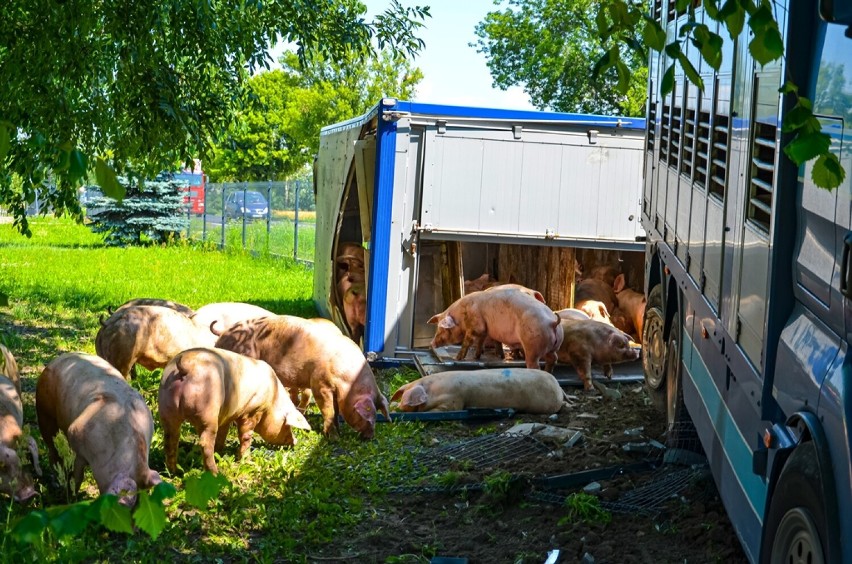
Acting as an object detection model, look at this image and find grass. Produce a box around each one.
[185,215,316,262]
[0,216,426,562]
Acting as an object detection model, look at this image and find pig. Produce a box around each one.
[0,344,41,503]
[36,353,161,505]
[107,297,195,318]
[337,268,367,343]
[391,368,568,413]
[575,278,617,315]
[609,305,637,338]
[213,315,390,439]
[158,347,311,474]
[613,276,647,343]
[484,283,546,304]
[191,302,275,335]
[428,289,563,373]
[556,308,591,321]
[588,265,622,289]
[464,273,500,294]
[575,299,613,324]
[557,318,640,391]
[335,242,366,283]
[95,304,217,379]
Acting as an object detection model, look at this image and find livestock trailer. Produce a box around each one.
[313,98,647,367]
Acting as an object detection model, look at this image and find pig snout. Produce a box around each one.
[350,397,378,439]
[108,475,140,507]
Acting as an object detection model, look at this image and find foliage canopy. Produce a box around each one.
[0,0,429,234]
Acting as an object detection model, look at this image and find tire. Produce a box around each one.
[642,285,666,411]
[761,442,829,564]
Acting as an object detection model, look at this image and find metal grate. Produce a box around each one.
[419,432,551,471]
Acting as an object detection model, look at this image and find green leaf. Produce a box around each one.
[675,0,691,12]
[91,494,134,534]
[783,131,831,166]
[185,471,229,509]
[608,0,629,25]
[705,0,721,19]
[693,26,724,70]
[661,64,676,96]
[642,18,667,52]
[596,6,610,38]
[68,150,88,184]
[778,81,798,95]
[749,27,784,66]
[678,54,704,90]
[592,49,615,81]
[150,480,177,504]
[747,4,775,32]
[616,59,631,94]
[811,152,846,190]
[665,41,682,59]
[133,490,168,540]
[49,502,92,538]
[720,0,746,39]
[781,102,815,133]
[95,158,124,201]
[0,124,10,162]
[11,510,49,544]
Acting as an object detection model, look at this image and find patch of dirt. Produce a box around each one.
[316,379,749,563]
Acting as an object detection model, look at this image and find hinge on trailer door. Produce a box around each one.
[735,318,742,341]
[403,220,422,257]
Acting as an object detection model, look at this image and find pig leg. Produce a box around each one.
[72,455,87,494]
[196,425,219,474]
[313,386,339,437]
[161,416,181,474]
[214,424,230,453]
[575,358,595,391]
[37,409,61,467]
[543,351,557,373]
[603,364,613,380]
[298,388,313,411]
[235,416,260,461]
[456,337,472,361]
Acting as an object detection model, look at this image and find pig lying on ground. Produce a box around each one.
[0,344,41,503]
[557,318,640,391]
[391,368,568,413]
[191,302,275,335]
[36,353,161,505]
[107,297,195,318]
[429,287,563,372]
[96,305,216,379]
[159,348,311,474]
[213,315,390,439]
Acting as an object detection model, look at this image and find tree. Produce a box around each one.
[0,0,430,235]
[87,175,189,246]
[207,49,422,182]
[473,0,647,116]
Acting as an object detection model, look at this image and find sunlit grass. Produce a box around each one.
[0,216,428,562]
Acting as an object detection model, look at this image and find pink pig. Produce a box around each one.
[158,347,311,474]
[557,318,640,391]
[428,288,563,373]
[213,315,390,439]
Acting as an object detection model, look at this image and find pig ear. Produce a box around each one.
[378,393,391,422]
[401,385,428,409]
[613,274,626,293]
[354,398,377,423]
[287,410,312,431]
[438,315,456,329]
[390,384,408,402]
[533,291,545,304]
[427,314,441,325]
[27,436,42,477]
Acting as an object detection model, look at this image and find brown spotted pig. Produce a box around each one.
[557,318,640,390]
[95,304,216,379]
[158,347,311,474]
[213,315,390,439]
[191,302,275,335]
[391,368,567,413]
[36,353,161,505]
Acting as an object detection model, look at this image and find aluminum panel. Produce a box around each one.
[704,196,724,310]
[737,225,770,368]
[596,145,643,240]
[688,186,707,282]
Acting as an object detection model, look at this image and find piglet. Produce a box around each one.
[575,278,617,317]
[557,318,640,391]
[464,273,500,294]
[96,304,216,379]
[159,347,311,475]
[191,302,275,335]
[613,276,647,343]
[391,368,568,413]
[36,353,161,506]
[429,288,563,372]
[0,344,41,503]
[214,315,390,439]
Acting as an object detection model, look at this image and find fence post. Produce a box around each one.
[241,183,247,250]
[186,192,191,240]
[221,185,226,250]
[202,183,207,242]
[293,180,300,261]
[266,183,272,237]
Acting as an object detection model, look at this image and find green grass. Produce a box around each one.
[0,216,425,562]
[185,216,316,262]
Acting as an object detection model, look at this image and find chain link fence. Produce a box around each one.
[184,179,316,264]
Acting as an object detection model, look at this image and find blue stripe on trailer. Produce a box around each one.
[683,331,768,523]
[364,102,397,354]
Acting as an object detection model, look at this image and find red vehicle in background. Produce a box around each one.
[175,162,206,215]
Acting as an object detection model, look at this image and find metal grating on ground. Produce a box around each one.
[418,432,551,471]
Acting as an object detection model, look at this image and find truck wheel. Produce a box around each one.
[762,442,828,564]
[662,307,687,434]
[642,285,666,411]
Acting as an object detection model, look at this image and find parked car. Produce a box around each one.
[225,190,269,220]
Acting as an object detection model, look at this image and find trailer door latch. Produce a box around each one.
[841,232,852,298]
